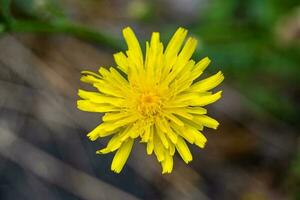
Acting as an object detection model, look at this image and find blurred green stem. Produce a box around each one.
[1,0,122,50]
[7,19,122,50]
[1,0,12,21]
[0,23,5,32]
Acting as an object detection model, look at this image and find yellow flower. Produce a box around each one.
[77,27,224,174]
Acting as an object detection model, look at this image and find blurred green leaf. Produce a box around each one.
[0,23,5,32]
[8,19,123,50]
[12,0,65,20]
[1,0,12,20]
[0,0,122,49]
[188,0,300,125]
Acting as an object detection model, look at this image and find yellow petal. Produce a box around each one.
[170,122,195,144]
[164,113,184,127]
[93,82,125,98]
[80,75,102,84]
[78,90,125,107]
[165,27,187,58]
[161,152,173,174]
[77,100,119,113]
[86,123,116,141]
[122,27,143,66]
[176,37,198,64]
[147,138,154,155]
[190,71,224,92]
[103,115,139,132]
[111,138,134,173]
[144,33,164,86]
[141,124,151,142]
[155,123,169,148]
[169,143,175,156]
[97,133,123,154]
[193,115,219,129]
[102,112,130,122]
[186,107,207,115]
[162,27,188,78]
[175,137,193,163]
[113,52,128,73]
[169,108,194,120]
[159,117,178,144]
[176,116,204,131]
[153,134,165,162]
[189,91,222,106]
[190,57,211,79]
[185,125,207,148]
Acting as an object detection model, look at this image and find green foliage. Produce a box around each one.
[1,0,12,20]
[0,0,122,50]
[0,23,4,32]
[188,0,300,125]
[12,0,65,20]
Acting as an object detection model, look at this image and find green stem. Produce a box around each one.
[8,19,123,50]
[0,23,5,32]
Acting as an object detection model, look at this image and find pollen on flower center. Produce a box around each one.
[137,92,163,117]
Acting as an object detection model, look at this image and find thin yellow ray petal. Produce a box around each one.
[186,107,207,115]
[160,38,198,87]
[165,27,188,58]
[81,70,102,78]
[99,67,130,93]
[93,82,125,98]
[164,113,184,127]
[109,68,130,87]
[102,112,131,122]
[175,136,193,164]
[103,115,139,132]
[144,32,164,86]
[147,134,154,155]
[86,124,103,141]
[130,123,143,139]
[80,75,102,84]
[170,122,195,144]
[155,123,169,148]
[122,27,143,66]
[189,91,222,106]
[159,117,178,144]
[96,132,124,154]
[163,28,188,77]
[111,138,134,173]
[86,123,118,141]
[169,143,175,156]
[193,115,219,129]
[78,90,125,107]
[168,108,194,120]
[185,125,207,148]
[176,37,198,64]
[190,71,224,92]
[190,57,211,79]
[119,125,135,141]
[113,52,128,73]
[153,133,165,162]
[77,100,119,113]
[169,60,195,95]
[141,124,151,142]
[161,152,173,174]
[175,115,204,131]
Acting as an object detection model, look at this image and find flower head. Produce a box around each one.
[77,27,224,173]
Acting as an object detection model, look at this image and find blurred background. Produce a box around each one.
[0,0,300,199]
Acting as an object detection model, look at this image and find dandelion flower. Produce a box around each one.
[77,27,224,174]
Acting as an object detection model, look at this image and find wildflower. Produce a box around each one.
[77,27,224,173]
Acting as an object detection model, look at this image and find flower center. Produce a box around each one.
[137,92,162,117]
